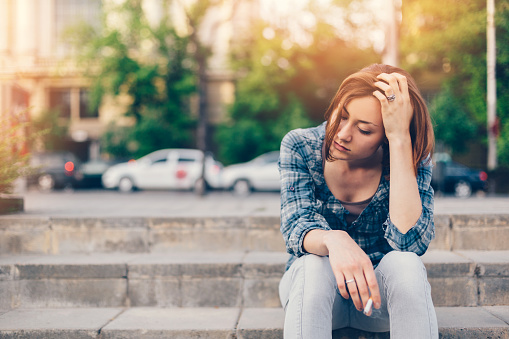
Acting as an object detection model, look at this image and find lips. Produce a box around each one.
[334,141,350,152]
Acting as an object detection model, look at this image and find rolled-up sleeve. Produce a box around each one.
[279,131,331,257]
[383,159,435,255]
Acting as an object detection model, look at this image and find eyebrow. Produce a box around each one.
[342,106,379,127]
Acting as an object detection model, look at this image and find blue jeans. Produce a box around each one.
[279,251,438,339]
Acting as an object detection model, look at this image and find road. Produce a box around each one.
[3,189,508,218]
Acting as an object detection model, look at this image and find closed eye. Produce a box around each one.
[359,128,372,135]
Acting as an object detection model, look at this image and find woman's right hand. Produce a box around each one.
[323,230,381,313]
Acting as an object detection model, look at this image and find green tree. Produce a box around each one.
[216,16,378,165]
[30,110,69,151]
[67,0,196,159]
[400,0,509,165]
[0,113,33,194]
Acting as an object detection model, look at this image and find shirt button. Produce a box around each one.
[290,187,295,191]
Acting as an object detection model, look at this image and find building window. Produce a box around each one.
[79,89,98,118]
[49,88,71,118]
[55,0,102,56]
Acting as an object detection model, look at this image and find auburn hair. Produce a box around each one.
[324,64,434,174]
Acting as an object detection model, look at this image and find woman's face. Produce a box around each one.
[330,96,386,162]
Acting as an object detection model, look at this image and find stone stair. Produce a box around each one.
[0,215,509,338]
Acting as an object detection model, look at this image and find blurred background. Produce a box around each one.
[1,0,508,199]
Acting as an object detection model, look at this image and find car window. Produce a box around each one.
[255,152,279,164]
[141,150,170,163]
[32,154,66,167]
[445,162,469,176]
[264,152,280,163]
[152,158,167,164]
[178,157,197,163]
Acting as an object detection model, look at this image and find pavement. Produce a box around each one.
[5,189,509,218]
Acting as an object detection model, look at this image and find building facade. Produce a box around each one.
[0,0,256,160]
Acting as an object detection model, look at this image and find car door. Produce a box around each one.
[135,151,174,189]
[252,152,280,190]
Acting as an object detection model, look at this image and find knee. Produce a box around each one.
[294,254,336,297]
[379,251,428,294]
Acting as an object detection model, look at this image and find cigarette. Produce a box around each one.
[363,297,373,315]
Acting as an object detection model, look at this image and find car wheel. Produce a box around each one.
[233,179,251,196]
[118,177,135,192]
[454,180,472,198]
[37,174,55,191]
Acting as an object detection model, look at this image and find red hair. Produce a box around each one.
[324,64,434,173]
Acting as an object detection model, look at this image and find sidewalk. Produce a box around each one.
[5,189,509,218]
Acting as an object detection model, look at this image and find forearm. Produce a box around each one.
[388,136,422,234]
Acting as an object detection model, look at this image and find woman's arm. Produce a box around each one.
[279,130,331,258]
[374,73,422,234]
[387,136,422,233]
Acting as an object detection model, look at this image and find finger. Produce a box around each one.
[377,73,401,95]
[391,72,409,101]
[364,267,382,309]
[337,274,351,300]
[346,277,363,311]
[373,81,395,98]
[372,90,390,110]
[354,272,371,311]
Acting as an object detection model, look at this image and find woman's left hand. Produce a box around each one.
[373,73,413,142]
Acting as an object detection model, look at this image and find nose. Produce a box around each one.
[337,122,352,142]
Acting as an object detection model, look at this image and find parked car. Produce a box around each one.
[75,159,116,189]
[101,149,223,192]
[222,151,280,195]
[28,152,82,191]
[431,153,488,198]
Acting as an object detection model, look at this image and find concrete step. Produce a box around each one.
[0,306,508,338]
[1,250,508,310]
[1,215,509,255]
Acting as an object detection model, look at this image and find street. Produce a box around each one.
[5,189,508,218]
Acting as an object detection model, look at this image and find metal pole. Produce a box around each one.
[487,0,497,170]
[382,0,400,66]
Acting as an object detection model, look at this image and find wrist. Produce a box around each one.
[387,133,411,147]
[323,230,347,250]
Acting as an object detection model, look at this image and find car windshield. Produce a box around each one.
[253,152,279,164]
[32,153,75,168]
[138,150,170,164]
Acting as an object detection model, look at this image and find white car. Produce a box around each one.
[102,149,223,192]
[222,151,280,195]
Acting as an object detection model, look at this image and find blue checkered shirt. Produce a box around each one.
[279,122,435,270]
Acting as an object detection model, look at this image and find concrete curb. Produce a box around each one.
[1,250,508,309]
[1,214,509,254]
[0,307,508,339]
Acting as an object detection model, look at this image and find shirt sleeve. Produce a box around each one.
[279,130,331,257]
[382,157,435,256]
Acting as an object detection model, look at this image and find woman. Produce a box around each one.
[278,64,438,338]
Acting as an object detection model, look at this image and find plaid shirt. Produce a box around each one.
[279,122,435,270]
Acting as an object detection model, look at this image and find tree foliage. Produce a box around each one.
[67,0,196,159]
[400,0,509,165]
[216,17,378,165]
[30,110,69,151]
[0,113,34,194]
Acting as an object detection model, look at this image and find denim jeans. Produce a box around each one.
[279,251,438,339]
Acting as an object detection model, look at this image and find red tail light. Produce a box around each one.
[65,161,74,172]
[479,171,488,181]
[176,169,187,179]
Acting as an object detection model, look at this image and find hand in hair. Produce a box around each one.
[372,72,414,143]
